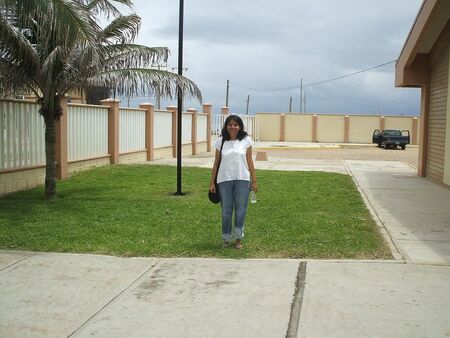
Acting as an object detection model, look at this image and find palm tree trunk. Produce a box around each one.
[44,117,57,198]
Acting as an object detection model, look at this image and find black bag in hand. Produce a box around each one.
[208,183,220,204]
[208,137,225,204]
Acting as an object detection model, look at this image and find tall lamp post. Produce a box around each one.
[175,0,185,195]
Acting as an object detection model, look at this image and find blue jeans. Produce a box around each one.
[218,180,250,241]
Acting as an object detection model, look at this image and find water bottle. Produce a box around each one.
[250,190,257,204]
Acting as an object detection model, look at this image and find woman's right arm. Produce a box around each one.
[209,149,221,192]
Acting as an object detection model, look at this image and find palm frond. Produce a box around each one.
[7,0,102,48]
[84,0,133,18]
[0,11,40,71]
[56,44,106,90]
[41,45,66,78]
[103,44,169,69]
[85,68,202,103]
[51,0,102,46]
[0,58,41,96]
[102,13,140,43]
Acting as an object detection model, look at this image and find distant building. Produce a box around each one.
[396,0,450,187]
[10,88,85,104]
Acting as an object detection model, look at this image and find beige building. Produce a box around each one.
[396,0,450,187]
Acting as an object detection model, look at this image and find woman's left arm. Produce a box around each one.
[246,146,258,192]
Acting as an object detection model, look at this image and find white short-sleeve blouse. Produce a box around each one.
[213,135,254,184]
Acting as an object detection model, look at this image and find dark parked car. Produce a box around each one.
[372,129,410,150]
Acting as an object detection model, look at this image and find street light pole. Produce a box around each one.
[175,0,185,195]
[245,95,250,115]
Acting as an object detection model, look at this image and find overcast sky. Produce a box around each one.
[127,0,423,116]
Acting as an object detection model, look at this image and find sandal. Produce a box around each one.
[235,239,243,250]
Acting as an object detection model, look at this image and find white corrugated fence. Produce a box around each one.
[119,107,146,153]
[67,104,109,161]
[0,100,45,170]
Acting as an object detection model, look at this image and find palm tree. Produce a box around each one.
[0,0,202,198]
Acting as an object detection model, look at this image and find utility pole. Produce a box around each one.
[300,77,303,113]
[303,90,307,113]
[225,80,230,107]
[156,65,161,109]
[289,96,292,113]
[152,62,167,109]
[245,95,250,115]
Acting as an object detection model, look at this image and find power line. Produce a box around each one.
[230,59,397,92]
[305,60,396,87]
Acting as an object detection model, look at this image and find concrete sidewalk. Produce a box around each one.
[1,253,449,337]
[1,151,450,337]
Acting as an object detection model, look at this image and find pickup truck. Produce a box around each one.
[372,129,410,150]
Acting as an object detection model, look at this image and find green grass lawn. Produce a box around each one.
[0,165,391,259]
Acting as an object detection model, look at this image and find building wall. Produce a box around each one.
[426,28,449,184]
[445,39,450,186]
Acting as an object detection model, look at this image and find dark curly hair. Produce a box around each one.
[221,115,248,141]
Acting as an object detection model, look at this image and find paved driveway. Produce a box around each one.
[260,144,419,168]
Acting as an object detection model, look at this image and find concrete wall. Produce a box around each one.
[119,151,147,164]
[285,115,313,141]
[317,115,345,143]
[348,116,380,143]
[0,167,45,195]
[68,157,111,174]
[257,113,420,144]
[197,142,208,154]
[258,114,280,141]
[385,117,413,130]
[153,146,174,160]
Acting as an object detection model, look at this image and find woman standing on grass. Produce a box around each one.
[209,115,258,249]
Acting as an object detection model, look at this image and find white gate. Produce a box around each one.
[212,114,259,142]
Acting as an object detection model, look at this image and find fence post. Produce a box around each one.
[167,105,177,158]
[101,99,120,164]
[221,106,230,115]
[344,115,350,143]
[203,103,212,152]
[140,103,154,161]
[56,96,68,179]
[280,114,286,142]
[380,116,385,131]
[312,114,318,142]
[188,108,197,155]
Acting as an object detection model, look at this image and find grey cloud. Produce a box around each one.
[131,0,422,116]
